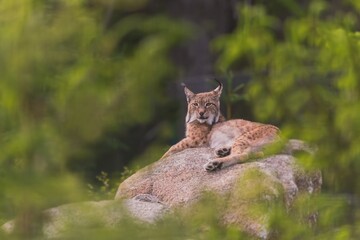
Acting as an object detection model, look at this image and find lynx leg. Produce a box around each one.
[204,125,279,171]
[204,160,223,171]
[161,137,203,159]
[205,147,232,171]
[204,150,265,171]
[215,147,231,157]
[205,150,266,171]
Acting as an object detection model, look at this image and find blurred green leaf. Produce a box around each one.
[215,0,360,238]
[0,0,189,237]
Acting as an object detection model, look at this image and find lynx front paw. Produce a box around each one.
[204,160,223,172]
[215,147,231,157]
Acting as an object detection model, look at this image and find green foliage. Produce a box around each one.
[87,171,112,200]
[0,0,189,237]
[87,168,137,200]
[221,72,247,119]
[3,0,360,239]
[38,195,249,240]
[215,0,360,238]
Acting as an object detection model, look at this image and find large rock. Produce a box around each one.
[115,147,321,238]
[1,199,167,238]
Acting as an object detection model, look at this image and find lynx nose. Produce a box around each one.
[199,111,205,117]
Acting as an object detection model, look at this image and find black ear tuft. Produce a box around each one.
[213,79,223,95]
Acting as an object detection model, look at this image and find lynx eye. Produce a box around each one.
[192,102,199,107]
[205,102,213,107]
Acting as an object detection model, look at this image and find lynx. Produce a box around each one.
[161,81,280,171]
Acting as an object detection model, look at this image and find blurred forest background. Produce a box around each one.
[1,0,360,239]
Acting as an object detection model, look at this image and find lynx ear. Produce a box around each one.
[213,79,223,96]
[182,83,195,103]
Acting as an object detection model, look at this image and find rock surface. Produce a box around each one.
[115,147,322,238]
[2,198,167,238]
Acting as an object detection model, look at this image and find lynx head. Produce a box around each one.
[183,80,223,125]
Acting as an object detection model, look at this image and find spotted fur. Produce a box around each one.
[161,81,280,172]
